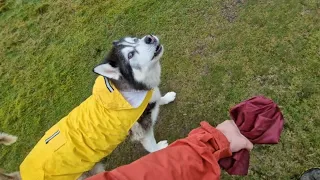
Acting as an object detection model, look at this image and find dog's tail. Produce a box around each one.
[0,170,15,180]
[0,133,17,146]
[0,133,20,180]
[0,171,20,180]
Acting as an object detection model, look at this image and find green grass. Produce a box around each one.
[1,0,319,179]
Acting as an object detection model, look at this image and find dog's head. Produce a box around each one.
[94,35,164,90]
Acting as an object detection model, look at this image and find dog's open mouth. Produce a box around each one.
[153,44,163,59]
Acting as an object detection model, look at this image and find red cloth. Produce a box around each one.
[87,122,232,180]
[219,96,284,175]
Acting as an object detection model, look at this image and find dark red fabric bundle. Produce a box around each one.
[219,96,284,175]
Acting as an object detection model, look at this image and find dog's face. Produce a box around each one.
[116,35,164,68]
[94,35,164,90]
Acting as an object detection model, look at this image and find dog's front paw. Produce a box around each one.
[162,92,176,104]
[156,140,169,150]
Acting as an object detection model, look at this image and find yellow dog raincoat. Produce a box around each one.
[20,76,153,180]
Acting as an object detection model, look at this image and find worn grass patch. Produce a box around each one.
[1,0,319,179]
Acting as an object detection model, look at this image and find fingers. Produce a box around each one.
[245,139,253,151]
[227,120,253,151]
[232,138,253,152]
[217,120,254,152]
[239,132,253,151]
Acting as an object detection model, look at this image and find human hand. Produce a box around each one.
[216,120,253,152]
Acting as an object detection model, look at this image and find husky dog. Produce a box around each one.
[0,35,176,180]
[80,35,176,179]
[97,35,176,152]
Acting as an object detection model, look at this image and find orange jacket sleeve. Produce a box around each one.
[87,121,232,180]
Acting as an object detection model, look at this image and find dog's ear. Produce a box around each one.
[93,63,121,80]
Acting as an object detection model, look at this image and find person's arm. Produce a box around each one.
[87,121,252,180]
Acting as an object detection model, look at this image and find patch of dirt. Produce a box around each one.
[221,0,246,23]
[191,34,215,56]
[192,44,207,56]
[200,66,210,76]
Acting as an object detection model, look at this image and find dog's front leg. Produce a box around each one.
[140,127,168,153]
[140,101,169,152]
[137,88,176,152]
[159,92,176,105]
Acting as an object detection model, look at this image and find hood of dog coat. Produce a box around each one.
[93,76,141,110]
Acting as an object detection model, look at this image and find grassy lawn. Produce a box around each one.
[1,0,319,179]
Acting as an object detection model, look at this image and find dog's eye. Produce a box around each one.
[128,52,135,59]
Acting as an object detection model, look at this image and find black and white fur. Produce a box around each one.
[82,35,176,179]
[93,34,175,152]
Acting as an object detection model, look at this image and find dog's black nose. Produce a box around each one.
[144,35,155,44]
